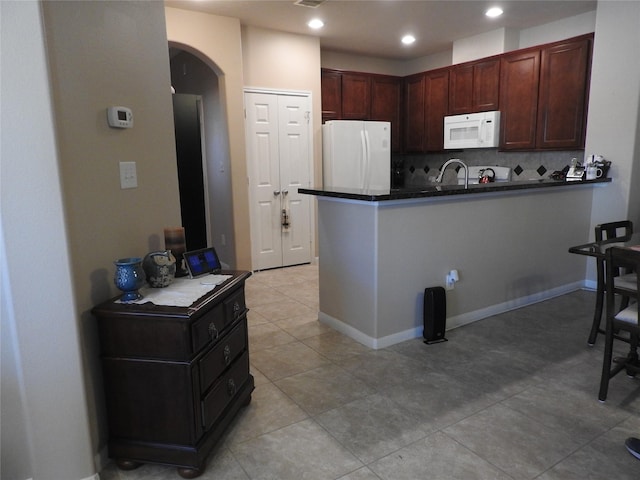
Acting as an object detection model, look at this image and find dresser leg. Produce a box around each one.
[177,466,203,479]
[116,459,142,471]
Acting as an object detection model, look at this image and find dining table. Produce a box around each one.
[569,231,640,345]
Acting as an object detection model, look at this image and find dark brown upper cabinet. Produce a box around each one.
[449,58,500,115]
[321,69,402,151]
[536,35,592,149]
[341,73,371,119]
[322,33,593,154]
[424,68,450,151]
[321,69,342,122]
[500,49,541,150]
[370,75,402,151]
[500,33,592,151]
[403,69,449,152]
[403,73,426,152]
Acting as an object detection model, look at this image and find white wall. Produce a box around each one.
[321,48,452,77]
[452,28,519,64]
[519,10,597,49]
[0,2,96,479]
[585,1,640,280]
[170,51,237,266]
[318,185,595,348]
[241,25,323,190]
[322,10,597,76]
[166,7,253,270]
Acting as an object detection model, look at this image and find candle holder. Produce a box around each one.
[164,227,188,277]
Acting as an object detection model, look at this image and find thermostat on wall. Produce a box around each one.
[107,106,133,129]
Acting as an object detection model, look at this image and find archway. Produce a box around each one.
[168,45,236,267]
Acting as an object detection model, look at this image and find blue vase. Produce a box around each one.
[114,257,145,302]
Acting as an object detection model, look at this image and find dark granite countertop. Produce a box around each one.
[298,177,611,202]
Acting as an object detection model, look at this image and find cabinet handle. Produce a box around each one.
[223,345,232,365]
[227,378,236,397]
[208,322,219,341]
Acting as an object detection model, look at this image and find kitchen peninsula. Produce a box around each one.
[300,178,610,348]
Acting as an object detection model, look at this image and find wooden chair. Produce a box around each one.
[587,220,634,345]
[598,246,640,402]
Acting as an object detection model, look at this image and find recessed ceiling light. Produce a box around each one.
[485,7,504,18]
[308,18,324,29]
[401,34,416,45]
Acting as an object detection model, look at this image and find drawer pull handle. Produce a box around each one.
[227,378,236,397]
[223,345,232,365]
[208,323,219,341]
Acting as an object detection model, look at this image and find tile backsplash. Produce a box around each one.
[394,149,587,187]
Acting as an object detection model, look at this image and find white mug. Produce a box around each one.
[586,165,602,180]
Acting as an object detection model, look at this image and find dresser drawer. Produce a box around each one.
[192,286,246,354]
[191,303,225,354]
[198,319,247,393]
[224,287,246,324]
[201,351,250,430]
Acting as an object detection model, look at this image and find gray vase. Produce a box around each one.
[142,250,177,288]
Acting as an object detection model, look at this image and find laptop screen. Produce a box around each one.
[183,247,222,278]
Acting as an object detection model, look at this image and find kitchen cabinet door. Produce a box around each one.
[536,36,591,149]
[342,73,371,119]
[403,73,426,152]
[473,59,501,112]
[449,58,500,115]
[500,50,540,150]
[321,69,342,122]
[424,69,449,151]
[370,75,401,152]
[449,64,474,115]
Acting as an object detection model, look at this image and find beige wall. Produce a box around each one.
[165,7,252,270]
[2,2,96,478]
[241,25,323,191]
[42,0,181,459]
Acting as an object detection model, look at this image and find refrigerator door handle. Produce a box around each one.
[363,129,371,190]
[360,130,368,189]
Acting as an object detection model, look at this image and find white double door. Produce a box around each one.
[245,91,312,270]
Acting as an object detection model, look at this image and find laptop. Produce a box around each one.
[182,247,222,278]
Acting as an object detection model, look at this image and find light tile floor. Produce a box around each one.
[101,263,640,479]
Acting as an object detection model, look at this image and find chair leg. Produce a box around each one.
[599,318,615,401]
[588,258,606,345]
[625,333,639,377]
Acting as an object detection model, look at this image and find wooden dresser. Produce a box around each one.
[93,271,253,478]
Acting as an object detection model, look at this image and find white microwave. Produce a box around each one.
[444,111,500,149]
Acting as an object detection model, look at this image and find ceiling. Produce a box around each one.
[164,0,596,60]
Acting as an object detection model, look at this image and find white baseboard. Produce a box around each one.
[319,281,587,349]
[93,446,109,477]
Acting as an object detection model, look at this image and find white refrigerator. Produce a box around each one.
[322,120,391,190]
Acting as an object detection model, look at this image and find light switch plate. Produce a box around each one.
[119,161,137,189]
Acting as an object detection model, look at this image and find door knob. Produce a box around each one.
[282,190,289,196]
[273,190,281,196]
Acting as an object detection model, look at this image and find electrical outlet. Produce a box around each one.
[119,161,137,189]
[445,276,455,290]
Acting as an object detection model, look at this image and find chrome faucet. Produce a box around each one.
[435,158,469,188]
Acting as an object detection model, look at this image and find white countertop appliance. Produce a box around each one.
[444,111,500,149]
[323,120,391,190]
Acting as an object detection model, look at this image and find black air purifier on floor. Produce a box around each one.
[423,286,447,344]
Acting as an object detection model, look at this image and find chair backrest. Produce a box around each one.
[606,247,640,315]
[596,220,633,242]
